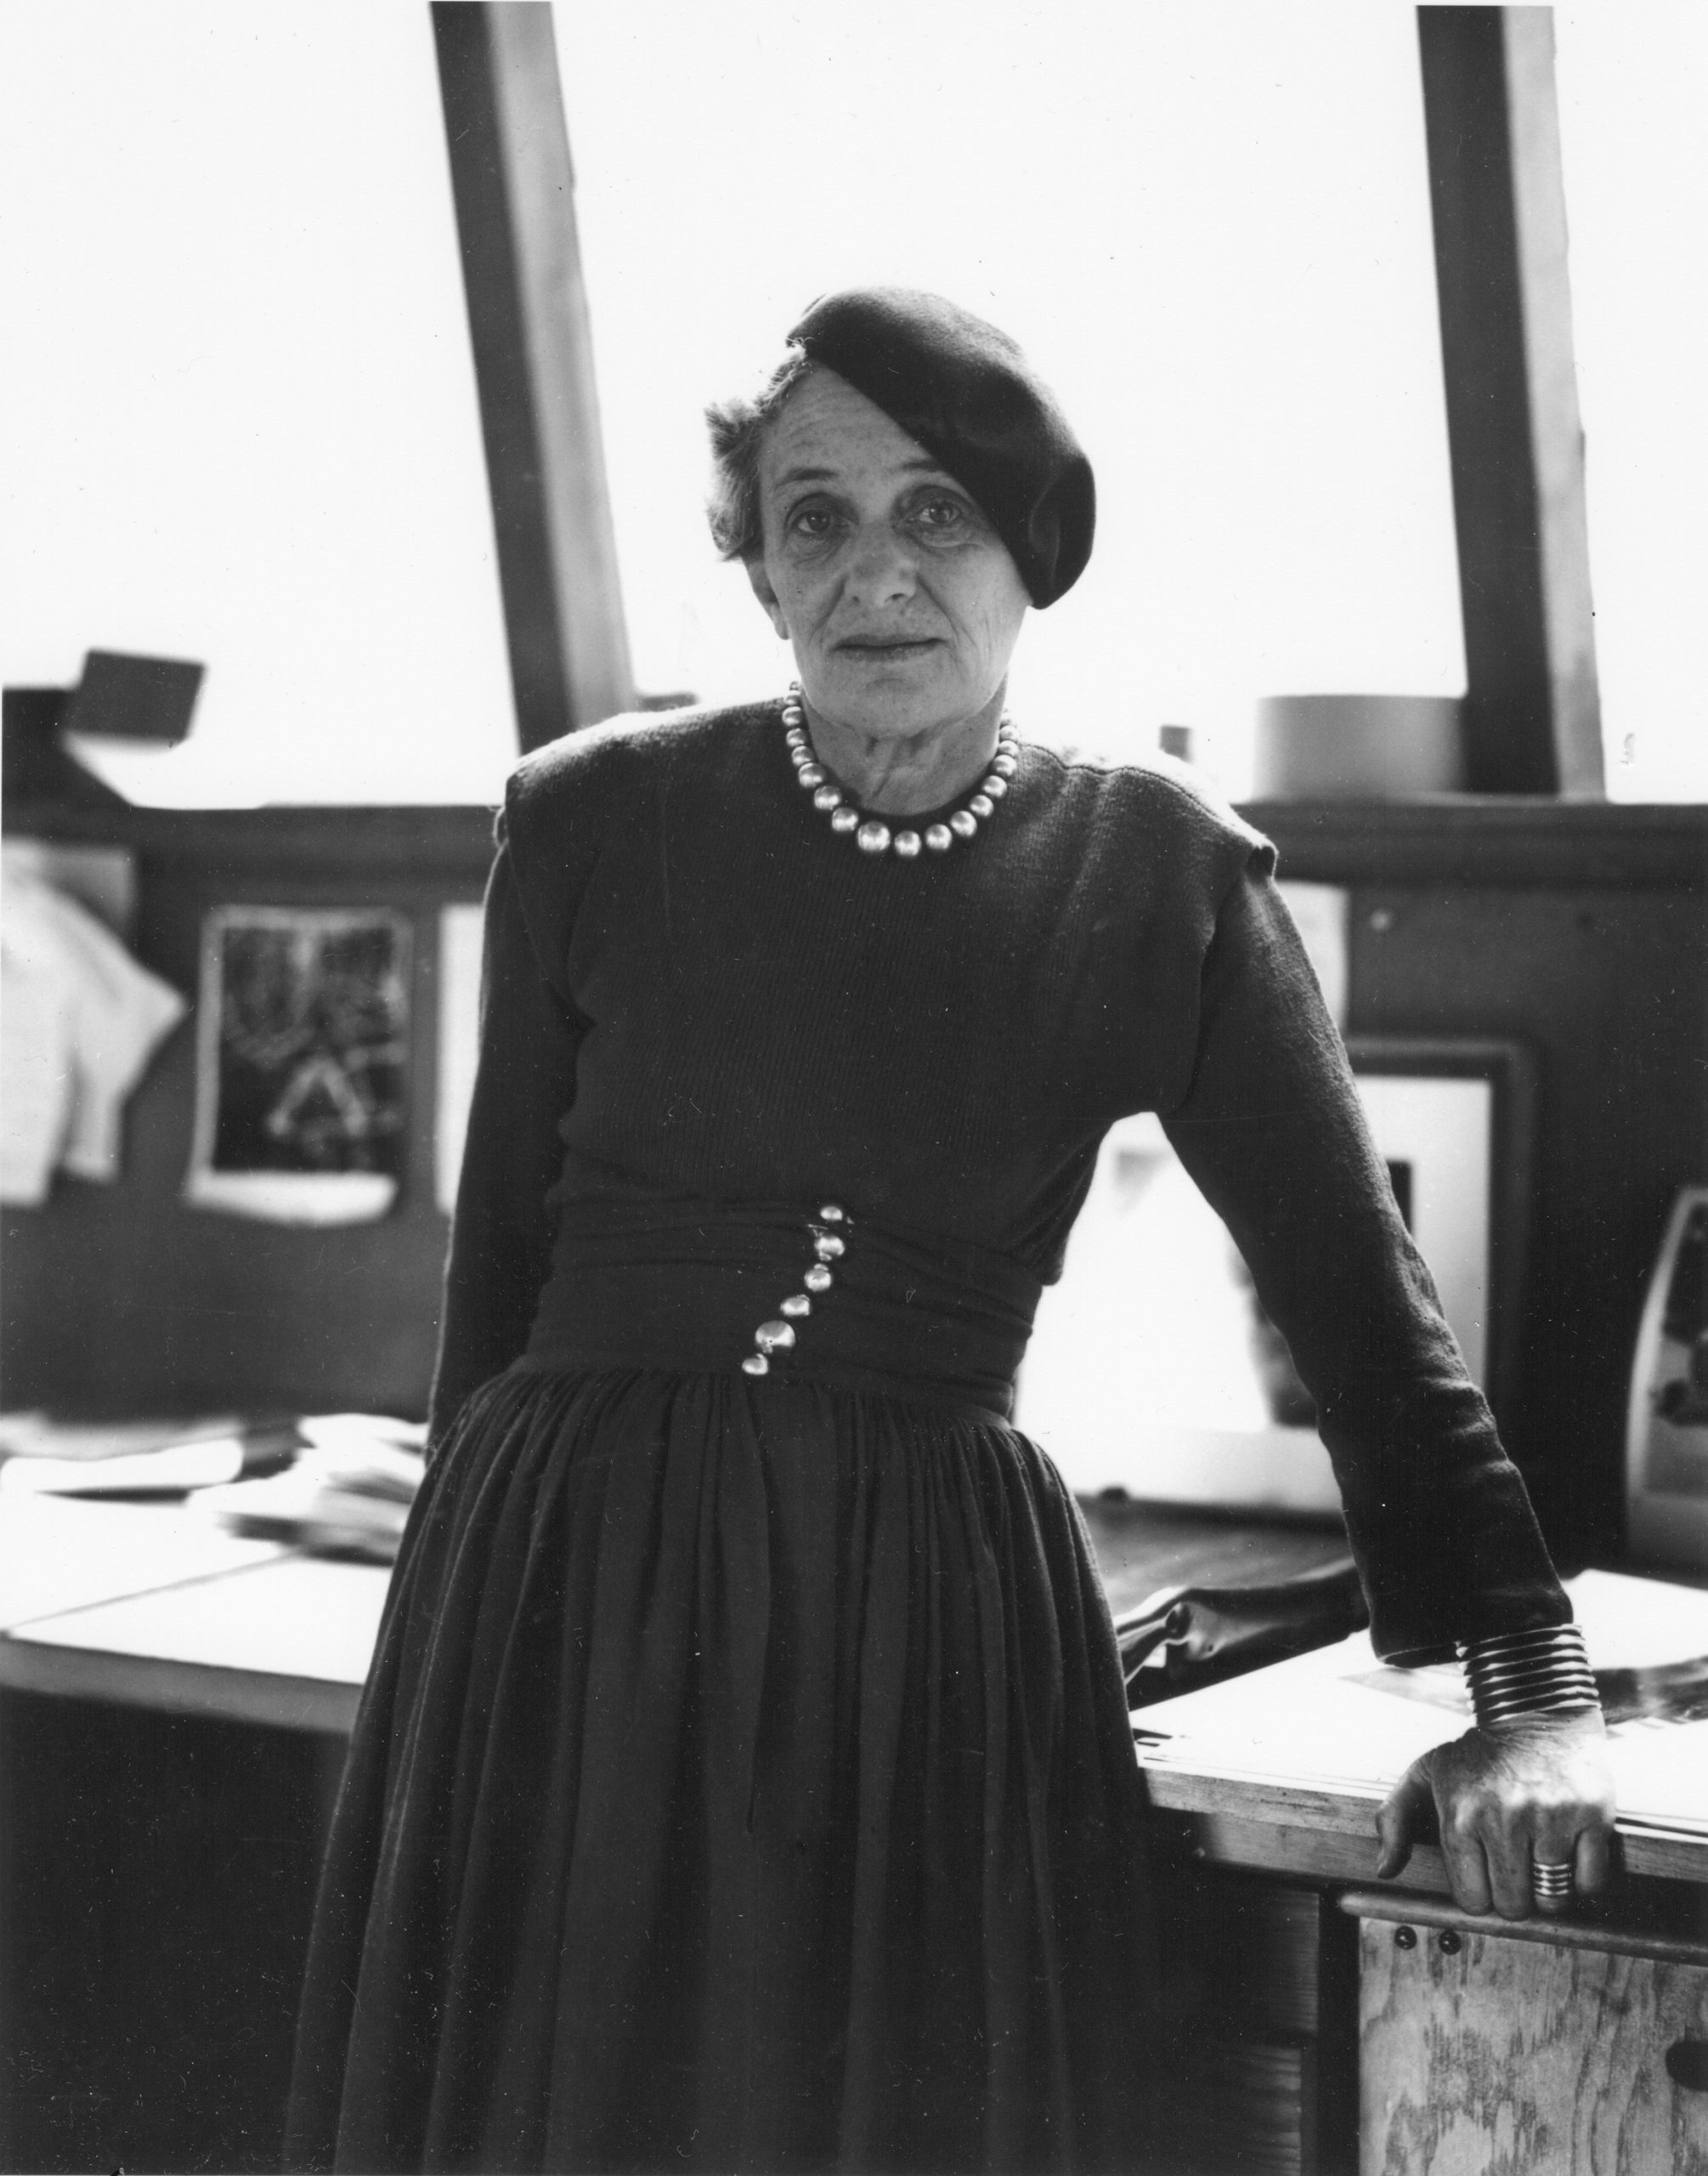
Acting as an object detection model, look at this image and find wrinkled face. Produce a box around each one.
[748,368,1030,740]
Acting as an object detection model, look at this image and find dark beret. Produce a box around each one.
[786,287,1094,609]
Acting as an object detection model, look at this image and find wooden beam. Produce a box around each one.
[1502,8,1603,797]
[1417,6,1603,796]
[431,2,632,751]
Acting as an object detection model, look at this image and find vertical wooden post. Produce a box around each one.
[1417,6,1603,796]
[432,3,633,752]
[1502,8,1603,798]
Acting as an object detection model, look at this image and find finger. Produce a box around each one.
[1575,1821,1612,1899]
[1375,1763,1432,1880]
[1485,1825,1535,1920]
[1527,1805,1595,1917]
[1439,1813,1494,1916]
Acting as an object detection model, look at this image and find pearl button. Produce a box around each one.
[829,807,861,834]
[814,1232,846,1260]
[818,1204,846,1221]
[969,794,994,819]
[894,830,922,858]
[781,1294,812,1318]
[981,775,1007,798]
[991,754,1017,778]
[804,1264,834,1293]
[857,820,892,854]
[741,1353,770,1376]
[799,765,826,789]
[791,746,812,768]
[925,824,953,852]
[814,785,843,811]
[949,809,978,838]
[755,1319,795,1354]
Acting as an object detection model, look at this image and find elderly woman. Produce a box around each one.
[288,288,1613,2173]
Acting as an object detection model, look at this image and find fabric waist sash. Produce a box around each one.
[524,1198,1042,1425]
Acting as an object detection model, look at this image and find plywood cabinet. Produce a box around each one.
[1358,1914,1708,2175]
[1147,1799,1708,2175]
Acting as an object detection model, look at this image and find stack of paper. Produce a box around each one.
[0,1412,298,1495]
[195,1413,426,1561]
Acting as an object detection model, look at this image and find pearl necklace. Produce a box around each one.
[782,683,1019,858]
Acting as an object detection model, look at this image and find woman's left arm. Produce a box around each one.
[1162,856,1615,1917]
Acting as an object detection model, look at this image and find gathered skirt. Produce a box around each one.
[285,1363,1158,2173]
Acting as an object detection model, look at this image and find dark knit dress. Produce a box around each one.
[286,703,1568,2173]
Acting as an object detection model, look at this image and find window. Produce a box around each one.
[1,3,516,807]
[560,0,1465,794]
[6,4,1701,803]
[1553,2,1708,802]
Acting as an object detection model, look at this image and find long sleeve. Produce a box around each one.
[1162,859,1569,1664]
[427,835,586,1453]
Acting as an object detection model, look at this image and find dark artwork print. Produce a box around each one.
[207,911,410,1177]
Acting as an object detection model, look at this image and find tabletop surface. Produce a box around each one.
[0,1493,391,1731]
[4,1494,1704,1895]
[0,1488,1350,1726]
[0,1493,290,1630]
[1135,1565,1708,1888]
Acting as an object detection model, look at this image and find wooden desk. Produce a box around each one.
[0,1488,1352,2168]
[1135,1569,1708,1892]
[9,1500,1704,2173]
[0,1493,390,1733]
[0,1496,388,2169]
[0,1488,1346,1740]
[0,1492,288,1629]
[1134,1570,1708,2174]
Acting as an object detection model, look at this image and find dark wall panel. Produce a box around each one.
[1257,799,1708,1566]
[1349,885,1704,1553]
[2,809,495,1420]
[5,801,1704,1568]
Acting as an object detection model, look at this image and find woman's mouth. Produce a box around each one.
[835,638,941,658]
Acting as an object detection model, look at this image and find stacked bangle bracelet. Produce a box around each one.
[1459,1624,1600,1729]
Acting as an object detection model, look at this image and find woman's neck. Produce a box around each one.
[800,688,1006,816]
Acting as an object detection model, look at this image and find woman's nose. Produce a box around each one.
[845,523,917,605]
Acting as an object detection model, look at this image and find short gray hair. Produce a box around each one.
[704,348,819,564]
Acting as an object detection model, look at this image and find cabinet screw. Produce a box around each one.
[1439,1930,1462,1955]
[1394,1925,1417,1950]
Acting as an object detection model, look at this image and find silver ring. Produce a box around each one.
[1531,1858,1574,1902]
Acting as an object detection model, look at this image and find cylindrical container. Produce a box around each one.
[1251,694,1466,798]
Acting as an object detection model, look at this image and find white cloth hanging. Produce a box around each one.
[1,847,186,1204]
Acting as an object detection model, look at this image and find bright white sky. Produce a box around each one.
[1,1,1702,803]
[1553,2,1708,798]
[1,2,515,805]
[558,0,1465,790]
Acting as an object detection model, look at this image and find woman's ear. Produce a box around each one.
[745,558,791,641]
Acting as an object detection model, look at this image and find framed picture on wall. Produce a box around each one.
[1017,1037,1537,1512]
[184,905,413,1226]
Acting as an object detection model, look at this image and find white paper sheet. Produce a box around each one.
[1135,1569,1708,1833]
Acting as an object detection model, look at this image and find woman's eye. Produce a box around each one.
[912,496,971,535]
[786,503,842,541]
